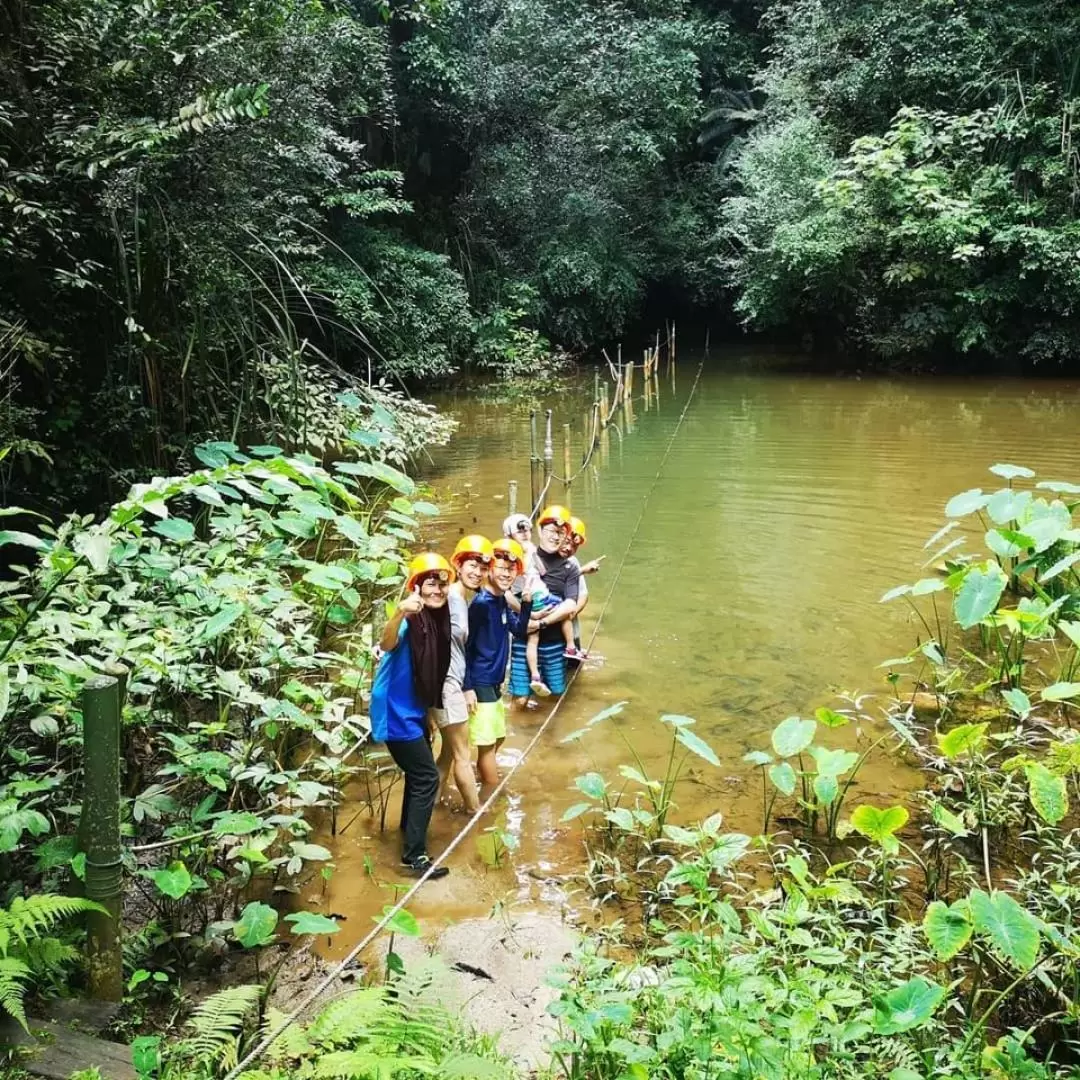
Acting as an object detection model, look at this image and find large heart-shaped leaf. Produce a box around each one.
[813,773,838,806]
[945,488,988,517]
[675,726,720,767]
[1026,763,1067,825]
[872,976,946,1035]
[149,861,193,900]
[986,488,1031,525]
[850,804,908,852]
[376,905,420,937]
[234,901,278,948]
[937,722,988,759]
[953,563,1007,629]
[809,746,859,777]
[923,899,972,961]
[285,911,340,936]
[989,464,1035,481]
[151,518,195,543]
[771,716,816,758]
[1041,682,1080,702]
[969,889,1040,970]
[575,772,606,800]
[768,761,797,796]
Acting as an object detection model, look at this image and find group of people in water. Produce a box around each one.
[369,504,603,878]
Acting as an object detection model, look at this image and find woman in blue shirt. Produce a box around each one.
[370,552,456,879]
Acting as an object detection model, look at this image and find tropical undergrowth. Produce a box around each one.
[0,417,447,1035]
[534,463,1080,1079]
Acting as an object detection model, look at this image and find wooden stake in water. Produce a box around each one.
[508,480,518,515]
[543,409,554,486]
[563,423,572,484]
[81,674,123,1001]
[600,381,609,426]
[529,410,539,509]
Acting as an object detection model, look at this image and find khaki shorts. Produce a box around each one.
[430,682,469,729]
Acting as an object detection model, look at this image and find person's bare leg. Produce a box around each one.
[562,618,575,652]
[435,730,453,800]
[477,742,499,802]
[526,631,542,681]
[443,721,479,812]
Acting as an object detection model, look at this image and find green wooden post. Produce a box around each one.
[81,674,123,1001]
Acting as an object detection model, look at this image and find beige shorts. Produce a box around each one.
[430,682,469,728]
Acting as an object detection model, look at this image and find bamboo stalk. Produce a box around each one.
[563,423,572,483]
[508,480,518,515]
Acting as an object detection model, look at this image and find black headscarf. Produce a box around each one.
[408,603,451,708]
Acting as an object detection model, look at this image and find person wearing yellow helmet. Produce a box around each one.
[432,535,493,814]
[462,537,534,797]
[558,517,604,660]
[370,552,456,879]
[506,505,581,705]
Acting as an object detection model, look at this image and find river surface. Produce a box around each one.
[313,348,1080,957]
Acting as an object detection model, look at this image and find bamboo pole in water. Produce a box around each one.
[562,423,572,484]
[508,480,518,515]
[672,321,677,366]
[600,380,609,426]
[543,410,553,489]
[529,410,539,510]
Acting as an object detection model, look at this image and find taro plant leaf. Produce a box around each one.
[850,805,909,854]
[147,861,193,901]
[290,842,332,861]
[674,726,720,767]
[234,901,278,948]
[910,577,945,596]
[285,912,340,936]
[606,808,635,831]
[990,464,1035,481]
[986,529,1026,558]
[986,488,1032,525]
[575,773,607,800]
[814,707,850,728]
[202,603,244,639]
[937,723,988,759]
[931,802,970,837]
[768,762,797,796]
[953,563,1007,629]
[301,564,353,590]
[1001,688,1032,719]
[923,899,973,961]
[212,812,263,837]
[872,976,946,1035]
[771,716,816,758]
[880,584,911,603]
[1041,682,1080,702]
[1060,621,1080,649]
[969,889,1040,970]
[1040,550,1080,583]
[1025,763,1068,825]
[813,773,838,806]
[375,905,420,937]
[560,802,594,822]
[809,746,859,777]
[945,488,988,517]
[743,750,773,766]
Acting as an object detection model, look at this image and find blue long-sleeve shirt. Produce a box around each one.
[463,589,532,690]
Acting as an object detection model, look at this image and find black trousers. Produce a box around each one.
[386,735,438,864]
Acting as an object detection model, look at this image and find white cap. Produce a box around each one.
[502,513,532,538]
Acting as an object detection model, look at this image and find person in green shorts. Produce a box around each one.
[463,538,533,800]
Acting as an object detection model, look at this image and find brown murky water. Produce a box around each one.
[312,349,1080,957]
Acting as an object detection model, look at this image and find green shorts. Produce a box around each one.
[469,685,506,747]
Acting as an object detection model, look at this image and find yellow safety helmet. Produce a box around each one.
[569,516,587,546]
[538,504,572,529]
[452,534,494,566]
[491,537,525,574]
[405,552,455,592]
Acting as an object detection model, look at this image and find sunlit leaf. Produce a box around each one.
[1001,687,1032,718]
[850,804,908,853]
[1026,763,1067,825]
[376,905,420,937]
[575,772,606,800]
[953,563,1007,629]
[560,802,594,822]
[234,901,278,948]
[285,911,340,936]
[872,976,946,1035]
[814,707,850,729]
[969,889,1040,970]
[771,716,816,758]
[945,488,988,517]
[989,464,1035,481]
[937,723,988,758]
[768,761,796,796]
[675,726,720,767]
[1041,682,1080,702]
[923,899,972,960]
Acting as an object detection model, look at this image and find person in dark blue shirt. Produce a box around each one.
[370,553,456,879]
[463,538,533,799]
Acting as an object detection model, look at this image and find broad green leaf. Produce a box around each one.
[850,804,908,852]
[234,901,278,948]
[605,808,634,830]
[985,529,1025,558]
[301,564,353,590]
[880,584,911,603]
[212,812,262,837]
[0,530,49,551]
[771,716,816,758]
[969,889,1040,970]
[742,750,773,766]
[953,563,1006,629]
[923,900,973,961]
[334,460,415,495]
[151,518,195,543]
[814,707,850,728]
[203,603,244,639]
[910,577,945,596]
[1023,516,1067,553]
[1026,763,1068,825]
[285,912,340,936]
[1060,621,1080,649]
[376,905,420,937]
[1040,550,1080,583]
[1041,682,1080,702]
[986,488,1032,525]
[560,802,594,822]
[989,464,1035,481]
[74,531,112,572]
[675,726,720,767]
[768,761,796,796]
[1001,687,1032,718]
[1036,480,1080,494]
[931,802,969,837]
[809,746,859,777]
[945,488,988,517]
[619,764,657,788]
[872,976,946,1035]
[149,861,193,900]
[937,722,988,759]
[575,772,606,800]
[813,773,838,806]
[659,713,695,729]
[290,842,332,861]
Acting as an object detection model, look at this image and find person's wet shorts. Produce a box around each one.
[430,680,468,728]
[508,638,567,697]
[468,684,506,746]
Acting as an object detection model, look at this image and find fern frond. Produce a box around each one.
[0,894,105,956]
[308,987,385,1046]
[313,1048,437,1078]
[261,1004,316,1062]
[438,1053,511,1080]
[186,983,262,1069]
[0,955,33,1031]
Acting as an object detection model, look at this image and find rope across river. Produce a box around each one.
[223,357,706,1079]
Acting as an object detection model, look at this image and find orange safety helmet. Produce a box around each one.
[537,504,572,529]
[569,516,587,546]
[491,537,525,574]
[405,552,456,592]
[452,534,494,566]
